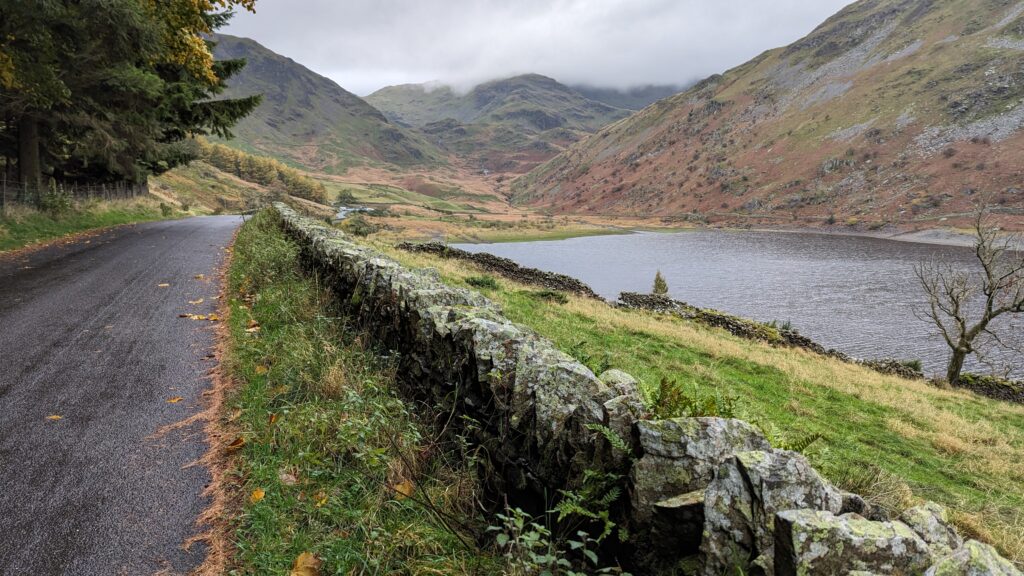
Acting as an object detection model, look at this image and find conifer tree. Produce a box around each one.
[652,270,669,295]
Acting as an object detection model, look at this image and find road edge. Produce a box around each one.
[188,229,243,576]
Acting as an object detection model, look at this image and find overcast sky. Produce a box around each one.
[223,0,853,96]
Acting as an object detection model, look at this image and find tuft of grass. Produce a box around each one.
[224,210,497,574]
[382,243,1024,565]
[465,274,500,290]
[0,198,168,252]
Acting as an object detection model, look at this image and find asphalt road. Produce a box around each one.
[0,216,241,575]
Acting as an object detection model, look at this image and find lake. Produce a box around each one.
[453,230,1024,378]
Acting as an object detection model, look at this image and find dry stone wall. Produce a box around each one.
[271,204,1020,576]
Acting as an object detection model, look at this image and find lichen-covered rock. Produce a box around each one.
[631,417,770,524]
[701,450,843,576]
[900,502,963,558]
[925,540,1022,576]
[599,369,641,398]
[774,509,933,576]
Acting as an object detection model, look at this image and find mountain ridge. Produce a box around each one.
[513,0,1024,226]
[210,34,444,174]
[366,74,633,173]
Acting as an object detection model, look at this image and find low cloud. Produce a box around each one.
[224,0,852,95]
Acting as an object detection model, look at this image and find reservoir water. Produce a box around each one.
[453,230,1023,378]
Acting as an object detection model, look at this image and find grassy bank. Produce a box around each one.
[382,243,1024,564]
[0,198,170,252]
[223,211,497,573]
[352,210,634,244]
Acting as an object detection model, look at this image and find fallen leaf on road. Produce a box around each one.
[393,479,415,500]
[289,552,321,576]
[167,397,184,404]
[158,283,170,288]
[46,415,62,421]
[194,274,205,280]
[250,488,265,503]
[188,298,204,305]
[227,436,246,450]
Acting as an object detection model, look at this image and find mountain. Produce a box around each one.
[366,74,632,173]
[210,34,443,173]
[570,84,686,110]
[513,0,1024,225]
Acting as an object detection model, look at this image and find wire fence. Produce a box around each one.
[0,175,149,216]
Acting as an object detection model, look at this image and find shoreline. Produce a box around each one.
[456,220,1015,250]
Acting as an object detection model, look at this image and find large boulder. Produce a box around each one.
[701,450,843,576]
[925,540,1023,576]
[631,417,770,524]
[900,502,963,558]
[774,509,933,576]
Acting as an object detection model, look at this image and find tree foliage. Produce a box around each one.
[0,0,260,187]
[196,139,328,204]
[652,270,669,295]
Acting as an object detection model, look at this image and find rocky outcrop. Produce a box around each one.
[926,540,1023,576]
[901,502,964,558]
[701,450,844,575]
[774,510,933,576]
[954,373,1024,405]
[271,204,1020,575]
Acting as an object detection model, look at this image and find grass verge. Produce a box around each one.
[381,245,1024,565]
[223,210,497,574]
[0,198,169,252]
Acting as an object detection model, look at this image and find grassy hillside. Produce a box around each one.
[381,241,1024,565]
[0,199,171,253]
[210,34,444,174]
[515,0,1024,229]
[367,75,632,173]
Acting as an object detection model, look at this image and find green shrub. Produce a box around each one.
[159,202,173,217]
[342,214,380,237]
[39,180,73,215]
[649,377,736,419]
[466,275,499,289]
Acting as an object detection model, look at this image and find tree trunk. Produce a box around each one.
[946,348,967,385]
[18,115,41,190]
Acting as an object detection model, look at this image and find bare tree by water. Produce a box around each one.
[915,212,1024,384]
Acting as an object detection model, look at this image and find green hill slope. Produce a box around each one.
[367,74,633,173]
[210,34,444,174]
[514,0,1024,227]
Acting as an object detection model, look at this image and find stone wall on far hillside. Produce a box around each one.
[270,203,1019,576]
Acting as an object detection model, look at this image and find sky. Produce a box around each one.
[223,0,854,96]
